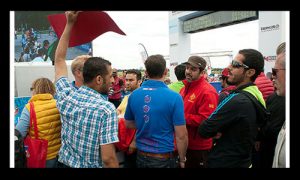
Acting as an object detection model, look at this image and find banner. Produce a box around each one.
[75,42,92,53]
[258,11,287,74]
[15,96,31,125]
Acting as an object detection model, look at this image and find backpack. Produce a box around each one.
[15,129,27,168]
[238,90,270,138]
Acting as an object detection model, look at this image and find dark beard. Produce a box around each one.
[226,78,235,86]
[227,71,246,86]
[99,78,109,95]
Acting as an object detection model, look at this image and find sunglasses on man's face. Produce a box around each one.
[272,68,285,77]
[231,60,249,69]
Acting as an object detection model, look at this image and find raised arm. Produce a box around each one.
[55,11,80,81]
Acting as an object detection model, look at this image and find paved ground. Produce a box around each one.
[14,33,87,61]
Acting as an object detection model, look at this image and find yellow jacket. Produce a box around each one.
[117,95,129,117]
[25,94,61,160]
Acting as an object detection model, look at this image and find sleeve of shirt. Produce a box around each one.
[55,77,73,108]
[124,95,134,121]
[172,95,186,126]
[185,91,218,127]
[198,95,241,138]
[15,107,30,138]
[100,103,119,145]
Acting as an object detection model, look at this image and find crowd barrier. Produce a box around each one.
[14,83,222,125]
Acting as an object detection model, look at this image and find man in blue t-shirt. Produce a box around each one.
[124,55,188,168]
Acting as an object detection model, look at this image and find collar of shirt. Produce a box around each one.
[79,85,107,101]
[182,76,205,88]
[71,81,79,90]
[141,79,168,88]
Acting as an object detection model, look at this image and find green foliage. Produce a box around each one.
[211,68,223,75]
[15,11,64,31]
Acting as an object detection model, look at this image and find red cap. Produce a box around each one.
[221,68,230,77]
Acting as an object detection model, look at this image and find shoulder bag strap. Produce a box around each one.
[29,102,39,139]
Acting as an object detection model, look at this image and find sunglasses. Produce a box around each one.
[272,68,285,77]
[231,60,249,69]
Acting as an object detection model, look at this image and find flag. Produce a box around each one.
[44,39,59,65]
[47,11,126,47]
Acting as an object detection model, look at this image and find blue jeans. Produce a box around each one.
[56,161,71,168]
[136,153,177,168]
[124,152,137,168]
[46,157,58,168]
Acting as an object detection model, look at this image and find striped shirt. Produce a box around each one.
[55,77,119,168]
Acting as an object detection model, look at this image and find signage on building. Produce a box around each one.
[260,24,280,32]
[264,56,277,61]
[183,11,258,33]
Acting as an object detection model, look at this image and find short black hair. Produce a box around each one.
[83,57,111,83]
[144,54,166,79]
[174,64,186,81]
[126,69,142,81]
[239,49,264,82]
[37,48,44,56]
[43,40,49,46]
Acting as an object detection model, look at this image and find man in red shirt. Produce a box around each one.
[180,56,218,168]
[218,68,236,104]
[108,68,124,108]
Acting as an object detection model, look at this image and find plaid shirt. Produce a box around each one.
[55,77,119,168]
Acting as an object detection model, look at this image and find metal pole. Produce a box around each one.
[138,43,149,58]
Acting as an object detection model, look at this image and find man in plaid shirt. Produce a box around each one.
[54,11,119,168]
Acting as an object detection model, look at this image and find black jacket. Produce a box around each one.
[199,83,262,168]
[263,93,285,140]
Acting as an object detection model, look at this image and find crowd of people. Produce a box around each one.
[16,27,51,63]
[15,11,287,168]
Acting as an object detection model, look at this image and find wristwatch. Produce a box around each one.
[179,157,187,163]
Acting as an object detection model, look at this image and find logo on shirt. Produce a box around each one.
[188,93,196,103]
[144,95,151,103]
[143,105,150,113]
[209,104,215,109]
[144,115,149,123]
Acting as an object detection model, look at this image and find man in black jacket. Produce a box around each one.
[254,93,285,168]
[198,49,266,168]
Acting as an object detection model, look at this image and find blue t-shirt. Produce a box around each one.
[124,79,185,153]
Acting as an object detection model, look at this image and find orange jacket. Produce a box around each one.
[180,76,218,150]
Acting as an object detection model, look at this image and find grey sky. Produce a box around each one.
[93,11,169,70]
[93,11,259,70]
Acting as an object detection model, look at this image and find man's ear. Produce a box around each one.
[163,68,168,76]
[246,69,256,78]
[137,79,142,86]
[96,75,103,85]
[76,69,82,77]
[144,71,148,78]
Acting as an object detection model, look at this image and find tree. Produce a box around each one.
[15,11,63,31]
